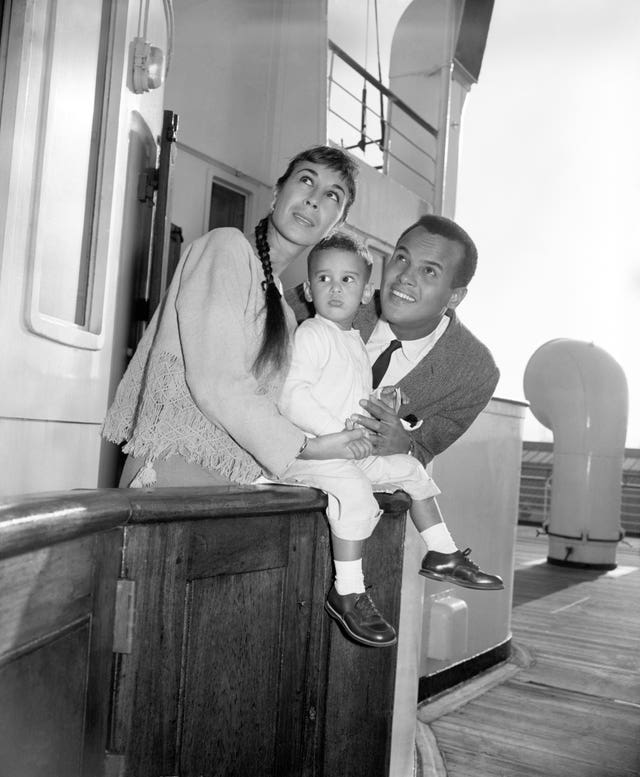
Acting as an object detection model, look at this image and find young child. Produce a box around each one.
[278,233,502,648]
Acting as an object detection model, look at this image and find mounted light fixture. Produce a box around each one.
[132,36,165,93]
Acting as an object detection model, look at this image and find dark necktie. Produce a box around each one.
[371,339,402,389]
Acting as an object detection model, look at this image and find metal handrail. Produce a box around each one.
[518,467,640,536]
[328,77,437,176]
[384,147,434,188]
[328,39,437,187]
[330,77,437,163]
[328,40,438,139]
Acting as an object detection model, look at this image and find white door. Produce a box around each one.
[0,0,172,495]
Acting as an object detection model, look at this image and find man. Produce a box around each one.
[352,214,497,462]
[286,214,500,590]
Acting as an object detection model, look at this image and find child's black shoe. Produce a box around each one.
[420,548,504,590]
[325,585,397,647]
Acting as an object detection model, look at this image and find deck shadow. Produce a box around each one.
[512,564,606,606]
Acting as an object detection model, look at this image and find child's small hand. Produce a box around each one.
[373,386,408,413]
[345,435,374,459]
[301,429,372,460]
[347,415,373,438]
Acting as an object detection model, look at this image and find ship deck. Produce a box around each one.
[417,525,640,776]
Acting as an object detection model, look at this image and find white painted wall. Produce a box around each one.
[425,397,526,675]
[164,0,436,290]
[0,0,170,495]
[164,0,329,248]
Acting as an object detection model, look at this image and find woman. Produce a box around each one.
[103,145,370,487]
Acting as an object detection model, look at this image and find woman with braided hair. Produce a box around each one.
[103,145,370,487]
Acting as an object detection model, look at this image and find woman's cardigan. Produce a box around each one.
[103,228,305,483]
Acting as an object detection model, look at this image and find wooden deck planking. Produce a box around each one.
[515,653,640,704]
[421,526,640,777]
[439,746,638,777]
[432,684,640,751]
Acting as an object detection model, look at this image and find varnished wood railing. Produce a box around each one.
[0,485,330,560]
[0,486,410,777]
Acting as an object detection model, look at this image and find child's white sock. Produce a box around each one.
[420,522,458,554]
[334,558,366,595]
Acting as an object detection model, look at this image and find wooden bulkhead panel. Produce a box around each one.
[0,529,121,777]
[110,509,332,777]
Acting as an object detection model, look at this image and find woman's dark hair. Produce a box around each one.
[252,146,359,376]
[252,215,289,375]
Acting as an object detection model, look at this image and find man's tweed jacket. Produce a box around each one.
[285,288,499,466]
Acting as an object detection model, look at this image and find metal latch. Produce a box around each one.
[113,579,135,654]
[137,168,159,204]
[104,752,125,777]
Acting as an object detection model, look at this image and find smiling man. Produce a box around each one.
[352,213,498,464]
[286,214,501,590]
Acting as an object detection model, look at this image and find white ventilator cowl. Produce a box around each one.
[523,339,628,568]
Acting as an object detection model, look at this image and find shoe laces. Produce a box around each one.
[460,548,479,571]
[354,588,381,618]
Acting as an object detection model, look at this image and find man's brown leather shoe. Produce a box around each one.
[419,548,504,590]
[325,585,397,647]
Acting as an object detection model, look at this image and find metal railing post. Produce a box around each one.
[382,100,393,175]
[434,61,452,215]
[328,49,335,108]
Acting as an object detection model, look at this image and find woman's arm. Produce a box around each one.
[176,233,305,476]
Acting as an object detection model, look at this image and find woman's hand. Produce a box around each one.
[350,396,411,456]
[299,429,373,460]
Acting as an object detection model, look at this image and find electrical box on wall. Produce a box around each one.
[425,592,468,661]
[132,36,165,93]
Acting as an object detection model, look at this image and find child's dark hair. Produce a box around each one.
[252,146,359,376]
[308,233,373,281]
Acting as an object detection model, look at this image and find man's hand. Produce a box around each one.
[350,396,411,456]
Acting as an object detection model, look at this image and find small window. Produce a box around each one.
[366,244,389,290]
[208,181,246,232]
[25,0,113,349]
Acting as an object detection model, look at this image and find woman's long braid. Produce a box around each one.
[252,216,289,375]
[255,216,274,286]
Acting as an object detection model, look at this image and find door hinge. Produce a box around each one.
[103,752,126,777]
[113,579,135,654]
[164,111,179,144]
